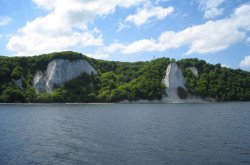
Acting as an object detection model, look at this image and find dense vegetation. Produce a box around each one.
[178,59,250,101]
[0,51,249,103]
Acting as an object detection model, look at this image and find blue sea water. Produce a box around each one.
[0,103,250,165]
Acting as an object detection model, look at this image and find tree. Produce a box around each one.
[11,66,22,80]
[1,86,26,103]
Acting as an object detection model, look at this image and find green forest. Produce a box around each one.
[0,51,249,103]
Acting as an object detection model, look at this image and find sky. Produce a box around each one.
[0,0,250,71]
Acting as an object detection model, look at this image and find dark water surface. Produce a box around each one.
[0,103,250,165]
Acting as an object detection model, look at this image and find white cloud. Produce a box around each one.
[33,0,145,12]
[221,64,230,68]
[103,4,250,55]
[116,22,131,32]
[0,16,12,26]
[7,0,146,56]
[7,28,103,56]
[240,56,250,68]
[33,0,57,10]
[198,0,225,19]
[86,53,109,60]
[122,39,158,54]
[125,5,174,27]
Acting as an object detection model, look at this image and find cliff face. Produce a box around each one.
[34,59,97,92]
[163,63,186,90]
[162,62,203,103]
[162,62,186,103]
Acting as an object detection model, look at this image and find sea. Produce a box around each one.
[0,103,249,165]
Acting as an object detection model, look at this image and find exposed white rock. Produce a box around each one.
[163,62,186,90]
[34,59,97,92]
[119,63,207,104]
[161,63,206,103]
[188,67,198,77]
[34,71,47,92]
[161,63,185,102]
[161,91,205,103]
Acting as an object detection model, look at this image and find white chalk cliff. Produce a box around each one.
[162,63,186,103]
[162,63,203,103]
[122,63,205,103]
[34,59,97,92]
[163,63,186,90]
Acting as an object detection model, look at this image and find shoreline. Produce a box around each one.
[0,101,249,105]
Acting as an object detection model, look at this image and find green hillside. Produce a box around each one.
[0,51,249,103]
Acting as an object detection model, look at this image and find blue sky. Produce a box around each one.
[0,0,250,70]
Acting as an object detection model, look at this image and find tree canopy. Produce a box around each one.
[0,51,249,103]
